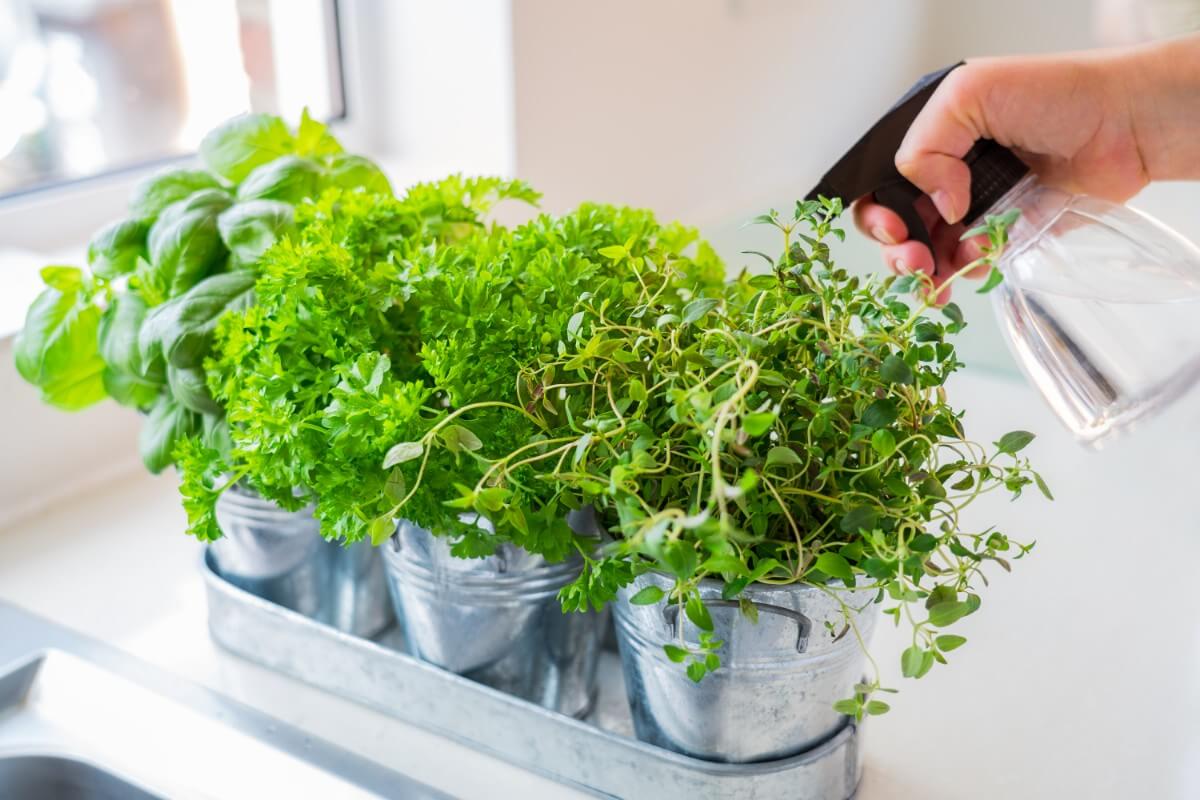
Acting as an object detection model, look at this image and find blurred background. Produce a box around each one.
[1,0,1199,518]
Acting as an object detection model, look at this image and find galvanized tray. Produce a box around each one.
[202,550,864,799]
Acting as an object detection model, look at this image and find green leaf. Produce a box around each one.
[742,411,775,436]
[199,113,296,183]
[935,634,967,652]
[686,662,707,683]
[865,700,891,715]
[14,284,107,410]
[325,153,391,195]
[928,600,972,627]
[147,192,231,297]
[629,585,665,605]
[941,302,964,326]
[97,292,152,379]
[909,532,938,553]
[814,552,854,582]
[765,445,802,467]
[167,365,221,415]
[567,310,586,338]
[294,108,344,158]
[862,399,897,428]
[663,644,688,663]
[628,377,647,403]
[128,168,222,223]
[1034,473,1054,501]
[384,468,407,503]
[138,394,199,473]
[383,441,424,468]
[440,424,483,454]
[996,430,1035,454]
[369,516,394,546]
[901,645,925,678]
[879,354,914,384]
[237,155,323,204]
[573,433,592,467]
[976,266,1005,294]
[681,297,720,324]
[870,429,896,458]
[840,506,878,534]
[87,219,148,280]
[832,699,861,716]
[218,200,295,268]
[156,271,257,369]
[685,595,714,632]
[597,245,627,260]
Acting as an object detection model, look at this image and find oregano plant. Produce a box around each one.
[383,197,1048,715]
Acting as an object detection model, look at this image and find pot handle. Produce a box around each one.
[662,600,813,654]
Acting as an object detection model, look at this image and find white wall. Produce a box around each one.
[510,1,925,222]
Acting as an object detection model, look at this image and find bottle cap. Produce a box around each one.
[807,63,1030,248]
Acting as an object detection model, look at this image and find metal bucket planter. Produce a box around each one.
[382,519,606,717]
[613,571,879,763]
[212,485,393,637]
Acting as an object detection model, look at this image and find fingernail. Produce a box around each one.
[871,226,897,245]
[893,258,909,275]
[931,190,959,223]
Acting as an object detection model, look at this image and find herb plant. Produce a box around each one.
[383,197,1048,713]
[14,111,389,472]
[178,185,726,558]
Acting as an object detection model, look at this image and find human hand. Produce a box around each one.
[853,45,1172,302]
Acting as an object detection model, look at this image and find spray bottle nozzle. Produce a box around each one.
[806,62,1029,249]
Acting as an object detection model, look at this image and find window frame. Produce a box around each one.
[0,0,362,253]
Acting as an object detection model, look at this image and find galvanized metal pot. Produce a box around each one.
[211,485,393,637]
[613,571,879,763]
[382,519,606,717]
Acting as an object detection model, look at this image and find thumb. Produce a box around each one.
[895,65,991,225]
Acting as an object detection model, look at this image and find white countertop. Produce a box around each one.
[3,369,1200,799]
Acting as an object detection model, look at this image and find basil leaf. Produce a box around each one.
[236,155,323,204]
[138,395,200,474]
[147,191,232,297]
[101,369,161,410]
[128,168,221,223]
[159,271,257,369]
[325,153,392,195]
[199,113,295,183]
[14,283,107,410]
[168,364,221,415]
[294,109,343,158]
[97,292,163,409]
[218,200,295,268]
[87,219,148,280]
[98,292,150,376]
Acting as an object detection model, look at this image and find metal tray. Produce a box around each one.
[202,550,863,799]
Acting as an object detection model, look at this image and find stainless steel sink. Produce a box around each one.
[0,755,159,799]
[0,602,446,799]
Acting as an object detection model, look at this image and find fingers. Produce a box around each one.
[955,234,991,278]
[852,199,907,244]
[882,239,934,279]
[894,66,990,224]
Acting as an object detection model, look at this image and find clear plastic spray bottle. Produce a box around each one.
[809,63,1200,445]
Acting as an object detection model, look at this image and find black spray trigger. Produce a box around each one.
[806,61,1028,255]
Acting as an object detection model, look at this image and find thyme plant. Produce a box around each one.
[390,198,1048,714]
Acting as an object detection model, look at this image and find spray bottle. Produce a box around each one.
[808,62,1200,444]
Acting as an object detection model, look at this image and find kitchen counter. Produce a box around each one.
[2,369,1199,799]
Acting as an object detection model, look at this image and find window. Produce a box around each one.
[0,0,344,199]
